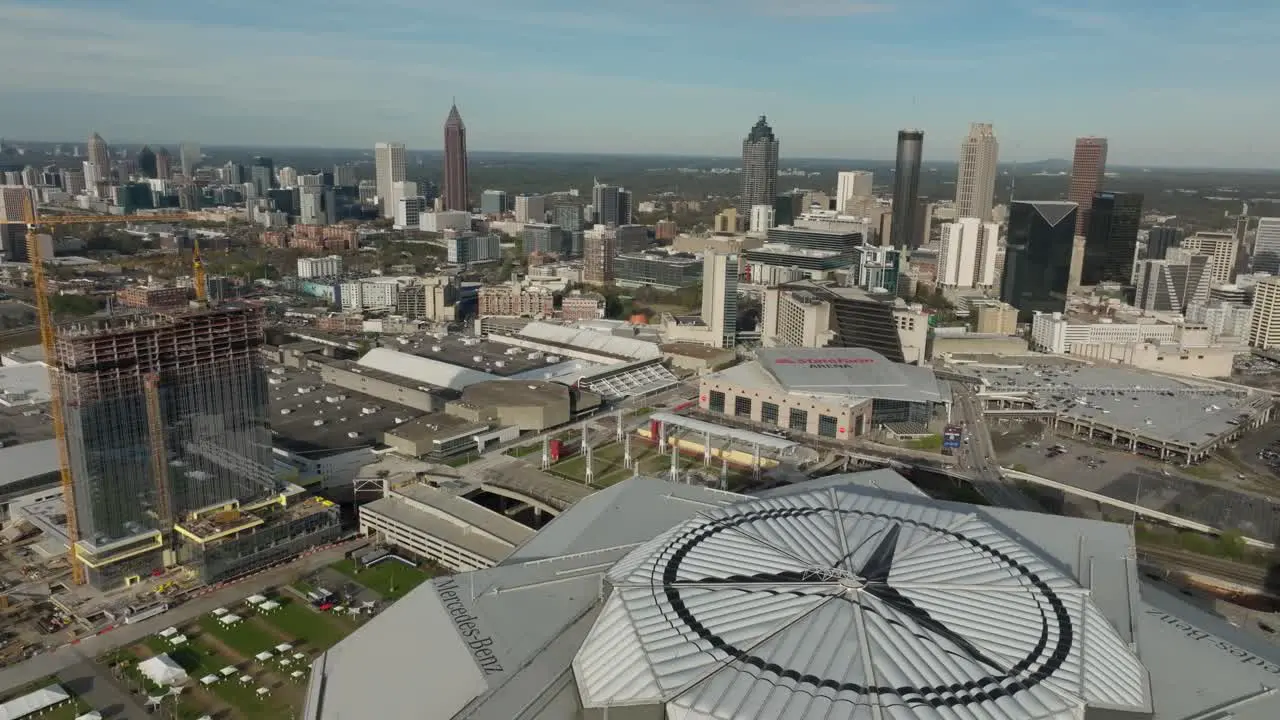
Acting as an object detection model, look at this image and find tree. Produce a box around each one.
[50,294,99,317]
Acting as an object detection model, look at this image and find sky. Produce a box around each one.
[0,0,1276,168]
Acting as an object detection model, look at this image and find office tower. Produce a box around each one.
[333,163,357,188]
[1000,201,1077,321]
[176,183,202,211]
[298,173,324,188]
[592,182,622,226]
[1067,137,1108,236]
[618,189,633,225]
[136,146,158,179]
[1181,231,1238,286]
[87,132,110,175]
[374,142,406,219]
[738,116,780,227]
[521,223,564,255]
[179,142,201,178]
[61,168,85,196]
[553,203,584,256]
[702,251,740,348]
[583,226,617,284]
[443,103,469,212]
[277,166,298,187]
[1133,250,1210,314]
[835,171,873,213]
[447,233,501,266]
[395,196,427,229]
[300,187,337,226]
[480,189,507,216]
[514,194,545,223]
[889,129,924,249]
[1146,226,1183,261]
[615,224,648,254]
[82,162,103,198]
[251,156,275,196]
[1082,191,1143,285]
[774,191,805,227]
[223,162,244,186]
[55,305,280,588]
[1248,278,1280,349]
[749,204,775,233]
[938,218,1000,289]
[0,185,34,261]
[1253,218,1280,274]
[155,147,172,179]
[955,123,998,221]
[390,181,418,227]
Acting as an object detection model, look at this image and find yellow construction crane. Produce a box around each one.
[6,200,195,584]
[192,238,207,302]
[143,374,173,531]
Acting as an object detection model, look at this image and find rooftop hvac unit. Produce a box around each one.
[348,431,360,438]
[313,419,325,426]
[495,361,505,368]
[431,345,442,352]
[546,355,560,363]
[394,417,405,423]
[528,352,543,359]
[473,355,483,362]
[361,407,378,415]
[505,348,520,355]
[280,409,292,415]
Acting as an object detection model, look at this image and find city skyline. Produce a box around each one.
[1,1,1278,168]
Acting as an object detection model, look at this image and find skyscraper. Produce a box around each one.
[136,146,157,179]
[955,123,998,221]
[835,171,873,213]
[443,104,470,212]
[179,142,201,178]
[332,163,357,188]
[702,251,740,349]
[1082,191,1143,285]
[87,132,110,175]
[1067,137,1108,237]
[1146,226,1183,261]
[155,147,172,179]
[938,218,1000,289]
[592,182,623,226]
[1000,201,1077,321]
[374,142,406,219]
[1253,218,1280,274]
[889,130,924,248]
[738,116,780,228]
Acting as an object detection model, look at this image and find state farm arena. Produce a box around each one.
[698,347,951,440]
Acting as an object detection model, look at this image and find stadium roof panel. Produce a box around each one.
[742,347,948,405]
[358,347,498,391]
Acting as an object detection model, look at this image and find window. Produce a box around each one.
[761,402,779,425]
[709,390,725,413]
[734,396,752,418]
[789,408,808,432]
[818,415,838,438]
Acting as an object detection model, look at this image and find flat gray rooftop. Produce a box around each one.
[396,483,533,547]
[268,366,422,457]
[969,362,1263,447]
[400,335,552,377]
[474,464,593,512]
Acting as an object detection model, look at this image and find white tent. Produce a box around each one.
[258,600,281,612]
[0,684,71,720]
[200,675,219,686]
[290,670,305,679]
[254,651,273,662]
[211,607,229,617]
[218,666,238,677]
[274,643,293,653]
[169,634,188,646]
[238,675,253,685]
[218,613,242,626]
[74,712,103,720]
[138,654,189,687]
[245,594,268,605]
[158,627,178,638]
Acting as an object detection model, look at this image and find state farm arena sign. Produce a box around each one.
[774,357,875,369]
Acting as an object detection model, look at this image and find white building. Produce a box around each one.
[340,278,400,311]
[955,122,998,221]
[1254,218,1280,275]
[374,141,406,219]
[277,166,298,187]
[299,187,336,226]
[421,210,470,234]
[446,233,501,265]
[297,255,343,279]
[748,204,774,233]
[1181,231,1239,286]
[513,194,545,223]
[938,218,999,289]
[835,170,873,213]
[1248,277,1280,349]
[1031,312,1177,354]
[395,196,426,230]
[1186,300,1252,341]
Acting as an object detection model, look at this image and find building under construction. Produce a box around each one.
[54,303,340,589]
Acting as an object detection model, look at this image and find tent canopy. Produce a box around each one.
[139,654,188,687]
[0,684,70,720]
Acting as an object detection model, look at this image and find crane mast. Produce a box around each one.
[8,203,196,585]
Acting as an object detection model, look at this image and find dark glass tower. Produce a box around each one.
[890,129,924,248]
[1082,191,1144,285]
[737,116,780,228]
[1146,226,1183,261]
[1000,201,1077,321]
[136,146,158,179]
[443,103,470,212]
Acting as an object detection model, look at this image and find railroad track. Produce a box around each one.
[1137,546,1269,587]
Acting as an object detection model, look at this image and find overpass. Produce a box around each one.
[476,466,592,516]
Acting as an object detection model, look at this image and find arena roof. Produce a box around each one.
[358,347,498,391]
[724,347,948,405]
[303,471,1280,720]
[517,321,662,361]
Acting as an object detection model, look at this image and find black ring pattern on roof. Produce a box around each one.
[657,507,1073,707]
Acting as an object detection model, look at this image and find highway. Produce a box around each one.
[950,384,1042,512]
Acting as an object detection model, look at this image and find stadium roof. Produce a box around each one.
[718,347,948,405]
[517,322,661,361]
[303,472,1280,720]
[358,347,498,391]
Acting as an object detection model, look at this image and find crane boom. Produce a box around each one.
[192,238,207,302]
[18,198,197,585]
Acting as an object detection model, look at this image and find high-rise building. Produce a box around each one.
[583,226,617,284]
[702,252,740,349]
[1067,137,1108,237]
[1082,191,1143,285]
[277,166,299,188]
[955,123,998,221]
[1000,201,1077,321]
[136,146,158,179]
[300,187,337,226]
[447,232,501,266]
[1253,217,1280,274]
[0,185,34,261]
[55,305,283,588]
[251,156,275,195]
[938,218,1000,289]
[835,171,873,213]
[374,142,406,219]
[1181,231,1239,286]
[155,147,172,180]
[889,129,924,249]
[443,103,470,212]
[592,182,625,226]
[1248,277,1280,349]
[333,164,357,188]
[749,204,775,233]
[514,194,545,223]
[480,189,507,216]
[87,132,110,176]
[1133,250,1211,314]
[179,142,201,178]
[738,116,780,228]
[1146,226,1183,261]
[223,161,244,186]
[82,161,104,198]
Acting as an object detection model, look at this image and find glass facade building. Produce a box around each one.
[999,201,1077,321]
[614,252,703,291]
[1083,191,1144,285]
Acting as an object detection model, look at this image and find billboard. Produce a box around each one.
[942,425,962,449]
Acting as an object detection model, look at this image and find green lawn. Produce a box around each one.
[505,443,543,458]
[331,558,435,600]
[197,614,281,658]
[258,599,350,650]
[550,441,756,490]
[138,634,299,719]
[0,678,90,720]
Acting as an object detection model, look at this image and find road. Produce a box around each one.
[0,542,360,699]
[57,650,150,720]
[951,385,1042,512]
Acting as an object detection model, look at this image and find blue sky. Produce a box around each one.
[0,0,1276,167]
